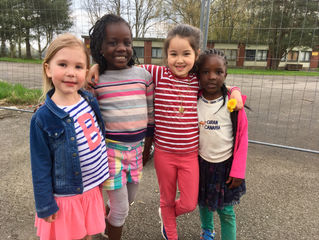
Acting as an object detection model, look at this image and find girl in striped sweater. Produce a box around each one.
[89,14,154,240]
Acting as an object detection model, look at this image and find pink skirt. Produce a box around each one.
[35,186,105,240]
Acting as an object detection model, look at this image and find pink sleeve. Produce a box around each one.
[229,99,248,179]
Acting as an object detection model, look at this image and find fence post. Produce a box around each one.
[200,0,212,51]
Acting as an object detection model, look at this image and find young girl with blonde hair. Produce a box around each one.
[30,33,109,240]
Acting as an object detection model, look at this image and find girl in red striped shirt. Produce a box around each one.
[141,24,242,240]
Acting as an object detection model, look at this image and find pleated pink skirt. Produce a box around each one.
[35,186,105,240]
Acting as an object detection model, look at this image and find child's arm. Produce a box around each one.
[30,115,59,219]
[227,86,243,110]
[229,98,248,180]
[84,67,96,95]
[86,64,100,87]
[143,71,155,166]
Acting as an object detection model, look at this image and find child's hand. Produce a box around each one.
[229,87,243,110]
[33,103,44,112]
[226,176,243,189]
[44,212,57,223]
[86,64,100,89]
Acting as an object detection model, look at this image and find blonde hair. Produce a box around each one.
[40,33,90,101]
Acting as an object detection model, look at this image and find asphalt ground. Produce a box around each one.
[0,110,318,240]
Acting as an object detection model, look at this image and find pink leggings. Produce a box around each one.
[154,148,199,240]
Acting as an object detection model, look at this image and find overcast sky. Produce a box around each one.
[69,0,167,39]
[70,1,91,38]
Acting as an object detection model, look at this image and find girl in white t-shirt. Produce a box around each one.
[197,48,248,240]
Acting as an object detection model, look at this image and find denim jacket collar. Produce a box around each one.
[45,88,89,119]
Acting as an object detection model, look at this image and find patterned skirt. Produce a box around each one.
[198,155,246,211]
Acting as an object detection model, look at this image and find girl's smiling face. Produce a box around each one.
[167,36,197,78]
[101,22,133,70]
[199,55,227,100]
[44,46,88,103]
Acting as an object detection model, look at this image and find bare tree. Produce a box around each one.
[82,0,108,25]
[82,0,127,25]
[105,0,123,15]
[83,0,163,37]
[127,0,163,37]
[162,0,201,26]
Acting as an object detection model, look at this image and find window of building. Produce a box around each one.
[287,51,299,62]
[134,47,144,58]
[256,50,268,61]
[219,49,237,61]
[245,50,256,61]
[299,51,311,62]
[152,47,162,59]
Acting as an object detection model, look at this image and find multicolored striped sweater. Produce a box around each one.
[94,66,154,143]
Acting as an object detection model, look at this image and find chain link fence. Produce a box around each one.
[0,0,318,153]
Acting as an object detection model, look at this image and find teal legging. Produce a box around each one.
[199,205,236,240]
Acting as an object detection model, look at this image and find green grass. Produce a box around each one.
[228,68,319,76]
[0,81,41,105]
[0,57,42,64]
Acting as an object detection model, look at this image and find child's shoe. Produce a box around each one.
[158,208,168,240]
[200,229,216,240]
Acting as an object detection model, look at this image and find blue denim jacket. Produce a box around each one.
[30,89,106,218]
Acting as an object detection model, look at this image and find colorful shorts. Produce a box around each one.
[102,141,143,190]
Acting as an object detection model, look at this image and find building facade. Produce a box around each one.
[82,36,319,70]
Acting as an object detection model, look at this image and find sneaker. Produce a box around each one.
[200,229,216,240]
[158,208,168,240]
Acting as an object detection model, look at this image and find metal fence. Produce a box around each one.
[0,0,318,153]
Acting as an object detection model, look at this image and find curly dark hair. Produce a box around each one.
[89,14,137,74]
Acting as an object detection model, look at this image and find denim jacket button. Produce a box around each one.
[71,137,75,141]
[54,133,58,136]
[75,171,79,175]
[72,153,77,157]
[67,119,71,123]
[76,188,81,192]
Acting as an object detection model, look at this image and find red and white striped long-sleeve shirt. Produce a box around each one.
[142,65,199,153]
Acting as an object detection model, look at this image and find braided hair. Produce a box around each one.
[89,14,138,74]
[197,48,229,111]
